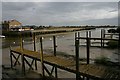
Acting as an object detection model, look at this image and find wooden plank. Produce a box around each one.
[10,48,119,79]
[109,72,117,80]
[104,71,114,79]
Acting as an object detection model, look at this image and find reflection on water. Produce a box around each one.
[2,28,119,62]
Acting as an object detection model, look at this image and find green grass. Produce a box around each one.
[106,40,118,48]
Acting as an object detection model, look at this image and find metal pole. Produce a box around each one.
[75,33,80,80]
[40,37,44,76]
[53,36,57,78]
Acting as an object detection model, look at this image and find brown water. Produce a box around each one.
[2,28,119,63]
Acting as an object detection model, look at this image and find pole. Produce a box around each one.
[53,36,57,78]
[118,32,120,67]
[89,31,91,47]
[20,32,23,51]
[21,54,25,75]
[86,31,90,64]
[10,50,13,69]
[40,37,44,76]
[33,33,37,70]
[75,33,80,80]
[86,38,90,64]
[33,33,36,51]
[103,29,105,47]
[101,29,103,47]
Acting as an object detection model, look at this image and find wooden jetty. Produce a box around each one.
[9,29,120,80]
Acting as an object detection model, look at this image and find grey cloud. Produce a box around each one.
[2,2,36,11]
[2,2,118,26]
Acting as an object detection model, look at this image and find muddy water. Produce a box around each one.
[2,28,118,63]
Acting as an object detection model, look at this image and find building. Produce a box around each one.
[9,20,22,28]
[2,19,22,31]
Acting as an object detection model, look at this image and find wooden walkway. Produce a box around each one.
[10,48,120,80]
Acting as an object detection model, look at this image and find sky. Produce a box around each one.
[2,2,119,26]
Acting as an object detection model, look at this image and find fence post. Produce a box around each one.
[103,29,105,47]
[40,37,44,76]
[118,32,120,67]
[20,32,23,51]
[75,33,80,80]
[101,29,103,47]
[53,36,57,78]
[33,33,37,70]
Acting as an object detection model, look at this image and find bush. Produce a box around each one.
[94,56,110,65]
[106,40,118,48]
[116,27,120,33]
[107,29,116,33]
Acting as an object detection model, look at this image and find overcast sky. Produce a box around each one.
[2,2,118,26]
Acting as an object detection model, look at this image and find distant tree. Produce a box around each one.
[108,29,116,33]
[2,21,9,31]
[116,27,120,33]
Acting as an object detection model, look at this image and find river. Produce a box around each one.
[2,28,119,64]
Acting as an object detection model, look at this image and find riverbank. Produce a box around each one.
[2,27,96,37]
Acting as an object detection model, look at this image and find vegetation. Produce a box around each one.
[94,56,110,65]
[108,27,120,33]
[106,40,118,48]
[94,56,119,67]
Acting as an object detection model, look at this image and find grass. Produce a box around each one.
[94,56,119,68]
[94,56,110,65]
[106,40,118,49]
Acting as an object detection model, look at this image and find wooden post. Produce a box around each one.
[53,36,56,56]
[33,33,37,70]
[21,54,25,75]
[101,29,103,47]
[10,50,13,69]
[103,29,105,47]
[75,33,80,80]
[53,36,57,78]
[86,31,90,64]
[40,37,44,76]
[118,32,120,66]
[89,31,91,47]
[87,38,90,64]
[33,33,36,51]
[20,32,23,50]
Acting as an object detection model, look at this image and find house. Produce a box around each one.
[2,19,22,31]
[9,20,22,28]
